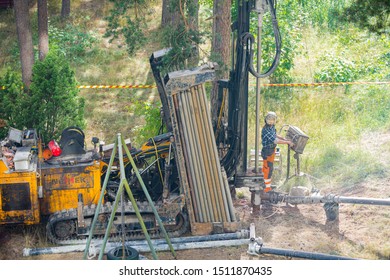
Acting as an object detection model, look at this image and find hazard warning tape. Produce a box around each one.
[77,85,157,89]
[1,81,389,90]
[258,81,390,87]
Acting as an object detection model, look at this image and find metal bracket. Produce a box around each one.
[247,223,263,256]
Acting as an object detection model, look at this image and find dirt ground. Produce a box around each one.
[1,131,389,260]
[0,179,389,261]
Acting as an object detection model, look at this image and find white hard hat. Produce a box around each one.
[265,111,277,125]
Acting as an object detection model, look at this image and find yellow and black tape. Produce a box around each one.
[1,81,389,90]
[257,81,390,87]
[77,85,157,89]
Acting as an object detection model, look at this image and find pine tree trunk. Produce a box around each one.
[61,0,70,18]
[13,0,34,90]
[188,0,199,64]
[161,0,181,27]
[38,0,49,61]
[211,0,231,128]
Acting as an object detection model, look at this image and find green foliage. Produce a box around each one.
[28,47,85,142]
[160,0,204,70]
[247,0,304,83]
[0,70,27,138]
[161,26,204,70]
[127,100,163,146]
[314,52,360,82]
[104,0,151,56]
[344,0,390,34]
[297,0,349,30]
[49,23,98,62]
[0,48,85,142]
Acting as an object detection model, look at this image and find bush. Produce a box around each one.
[314,53,360,82]
[49,23,98,62]
[28,47,85,142]
[127,100,162,146]
[0,70,27,138]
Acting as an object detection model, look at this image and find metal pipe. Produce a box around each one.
[121,136,177,259]
[115,134,159,260]
[197,84,227,221]
[199,85,233,222]
[129,239,248,253]
[247,223,357,260]
[170,93,198,227]
[178,91,205,222]
[83,138,118,260]
[258,246,357,260]
[333,196,390,206]
[255,1,264,175]
[97,179,124,260]
[192,86,222,221]
[221,168,236,222]
[188,88,215,222]
[24,231,250,257]
[180,91,211,222]
[284,194,390,206]
[174,93,200,221]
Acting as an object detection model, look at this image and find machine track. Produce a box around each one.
[46,201,189,245]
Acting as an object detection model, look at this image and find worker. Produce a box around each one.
[261,111,293,192]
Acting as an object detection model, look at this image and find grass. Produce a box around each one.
[1,1,390,190]
[247,25,390,191]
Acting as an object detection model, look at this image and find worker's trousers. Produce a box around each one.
[261,148,276,193]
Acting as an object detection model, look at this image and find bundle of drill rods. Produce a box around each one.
[23,231,250,257]
[173,84,235,223]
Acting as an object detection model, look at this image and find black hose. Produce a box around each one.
[260,246,357,260]
[248,0,282,78]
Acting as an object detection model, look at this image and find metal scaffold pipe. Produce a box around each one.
[194,85,224,221]
[24,231,250,257]
[176,93,203,222]
[284,194,390,206]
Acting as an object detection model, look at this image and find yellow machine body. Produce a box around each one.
[0,159,40,225]
[39,161,102,216]
[0,150,102,225]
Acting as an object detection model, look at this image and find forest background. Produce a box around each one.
[0,0,389,193]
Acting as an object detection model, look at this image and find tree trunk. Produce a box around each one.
[188,0,199,64]
[211,0,231,128]
[161,0,181,28]
[61,0,70,18]
[38,0,49,61]
[13,0,34,89]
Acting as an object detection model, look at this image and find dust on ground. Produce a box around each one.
[1,130,389,260]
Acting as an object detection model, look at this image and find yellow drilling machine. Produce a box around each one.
[1,0,389,249]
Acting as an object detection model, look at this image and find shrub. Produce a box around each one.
[0,70,27,138]
[28,47,85,142]
[49,23,98,62]
[127,100,162,146]
[314,53,360,82]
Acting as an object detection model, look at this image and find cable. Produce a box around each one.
[247,0,282,78]
[151,137,164,186]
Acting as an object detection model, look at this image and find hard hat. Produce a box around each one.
[42,148,53,160]
[265,111,277,125]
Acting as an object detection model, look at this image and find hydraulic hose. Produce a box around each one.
[247,0,282,78]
